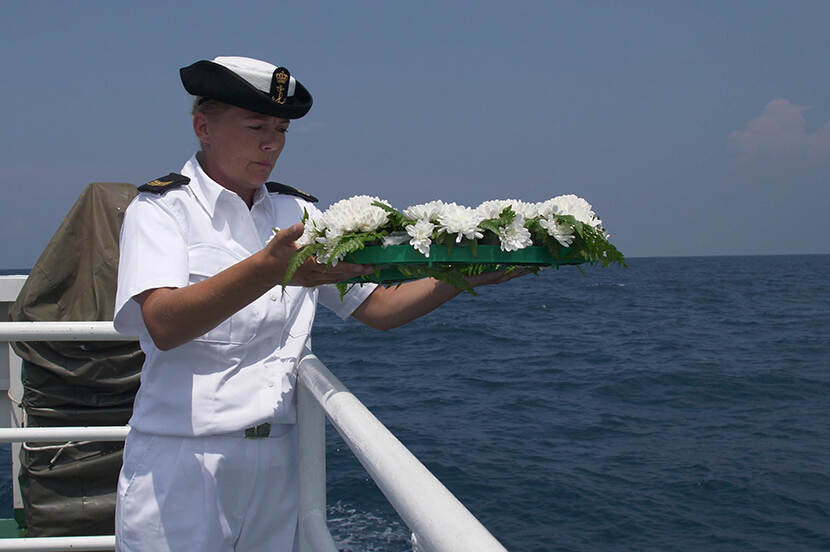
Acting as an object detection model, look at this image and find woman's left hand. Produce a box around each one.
[465,268,531,288]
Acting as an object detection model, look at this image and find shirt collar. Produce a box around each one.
[180,154,224,217]
[180,153,270,217]
[251,184,269,208]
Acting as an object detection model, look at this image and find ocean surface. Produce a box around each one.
[2,255,829,551]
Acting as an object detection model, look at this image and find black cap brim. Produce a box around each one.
[180,60,312,119]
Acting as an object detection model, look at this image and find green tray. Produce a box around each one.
[341,244,584,283]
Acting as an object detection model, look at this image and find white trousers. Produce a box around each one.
[115,425,299,552]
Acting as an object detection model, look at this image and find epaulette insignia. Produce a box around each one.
[138,173,190,194]
[265,182,318,203]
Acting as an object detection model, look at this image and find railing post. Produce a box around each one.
[297,347,339,552]
[0,275,28,529]
[298,352,509,552]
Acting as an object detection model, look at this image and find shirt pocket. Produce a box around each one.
[188,244,257,346]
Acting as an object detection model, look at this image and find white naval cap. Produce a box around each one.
[180,56,312,119]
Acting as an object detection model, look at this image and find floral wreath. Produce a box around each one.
[281,195,625,295]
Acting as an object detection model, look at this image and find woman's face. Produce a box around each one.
[194,105,290,201]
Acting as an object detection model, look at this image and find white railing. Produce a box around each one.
[0,426,129,442]
[299,353,508,552]
[0,536,115,551]
[0,320,508,552]
[0,322,127,341]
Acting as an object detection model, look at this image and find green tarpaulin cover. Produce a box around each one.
[9,182,143,537]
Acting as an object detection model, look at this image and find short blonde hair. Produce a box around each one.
[191,97,232,119]
[192,98,234,150]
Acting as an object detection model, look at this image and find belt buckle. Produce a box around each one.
[244,422,271,439]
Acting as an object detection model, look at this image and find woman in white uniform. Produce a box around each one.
[113,56,523,551]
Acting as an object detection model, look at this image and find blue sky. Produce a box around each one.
[2,1,829,268]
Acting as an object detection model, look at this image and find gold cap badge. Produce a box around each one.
[270,67,290,104]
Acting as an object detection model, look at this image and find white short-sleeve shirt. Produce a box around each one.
[114,154,376,436]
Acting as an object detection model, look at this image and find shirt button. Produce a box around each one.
[267,382,275,388]
[270,295,278,301]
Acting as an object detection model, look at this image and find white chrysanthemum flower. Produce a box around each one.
[381,232,410,247]
[405,219,435,257]
[322,226,342,241]
[316,251,332,265]
[437,202,484,243]
[498,216,533,252]
[312,195,392,266]
[286,218,321,248]
[514,202,541,220]
[268,224,317,248]
[524,201,546,219]
[541,194,602,228]
[319,195,391,236]
[403,200,446,222]
[475,199,538,221]
[475,199,514,220]
[294,227,316,248]
[539,217,575,247]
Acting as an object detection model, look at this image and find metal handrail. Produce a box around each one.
[0,427,129,443]
[0,321,508,552]
[0,322,129,341]
[0,536,115,551]
[299,353,508,552]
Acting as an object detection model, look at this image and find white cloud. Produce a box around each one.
[729,99,830,160]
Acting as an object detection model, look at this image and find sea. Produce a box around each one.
[2,254,829,551]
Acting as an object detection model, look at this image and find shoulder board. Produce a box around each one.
[137,173,190,194]
[265,182,318,203]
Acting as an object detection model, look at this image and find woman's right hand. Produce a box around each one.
[264,222,375,286]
